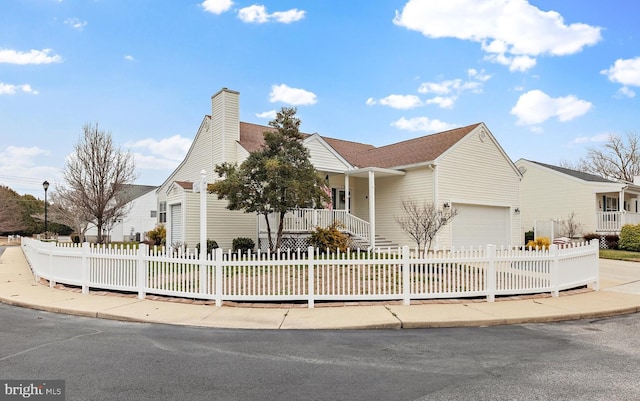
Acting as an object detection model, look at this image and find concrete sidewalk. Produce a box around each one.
[1,245,640,329]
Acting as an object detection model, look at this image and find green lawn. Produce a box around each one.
[599,248,640,262]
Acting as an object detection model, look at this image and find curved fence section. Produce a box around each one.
[20,238,599,308]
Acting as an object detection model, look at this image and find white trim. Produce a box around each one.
[345,166,406,178]
[157,116,210,194]
[303,134,354,171]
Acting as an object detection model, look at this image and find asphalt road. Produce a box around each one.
[0,303,639,401]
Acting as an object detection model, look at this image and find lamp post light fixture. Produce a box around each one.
[42,180,49,239]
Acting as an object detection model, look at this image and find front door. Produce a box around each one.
[331,188,350,210]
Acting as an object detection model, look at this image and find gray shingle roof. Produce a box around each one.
[527,160,615,183]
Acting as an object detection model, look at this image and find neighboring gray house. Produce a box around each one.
[516,159,640,238]
[157,88,523,250]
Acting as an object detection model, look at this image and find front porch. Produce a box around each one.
[255,167,407,251]
[596,188,640,233]
[257,208,372,250]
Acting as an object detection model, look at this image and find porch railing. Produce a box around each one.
[258,209,370,243]
[596,211,640,232]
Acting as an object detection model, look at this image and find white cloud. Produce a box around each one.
[0,82,39,95]
[418,79,462,95]
[616,86,636,98]
[570,133,611,145]
[201,0,233,15]
[124,55,135,61]
[126,135,192,170]
[269,84,317,105]
[0,146,50,167]
[511,89,592,125]
[467,68,491,82]
[0,48,62,64]
[391,117,457,133]
[394,0,601,72]
[0,146,60,196]
[64,18,87,30]
[256,110,277,119]
[271,9,306,24]
[424,96,456,109]
[417,69,490,108]
[366,94,422,109]
[238,5,269,23]
[601,57,640,87]
[238,5,305,24]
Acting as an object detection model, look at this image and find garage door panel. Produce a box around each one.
[452,204,509,248]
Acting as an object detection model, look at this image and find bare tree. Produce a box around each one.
[394,199,458,255]
[0,186,23,234]
[45,190,93,242]
[574,132,640,182]
[61,123,136,243]
[553,211,583,239]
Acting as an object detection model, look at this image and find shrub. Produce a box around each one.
[524,230,534,244]
[308,221,349,253]
[71,234,81,244]
[619,224,640,251]
[147,224,166,246]
[196,239,219,255]
[526,237,551,250]
[583,233,600,242]
[604,234,619,250]
[232,237,255,254]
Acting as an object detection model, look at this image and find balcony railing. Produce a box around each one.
[258,208,370,243]
[596,211,640,232]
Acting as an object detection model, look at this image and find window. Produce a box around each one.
[159,202,167,223]
[150,210,157,218]
[604,196,618,212]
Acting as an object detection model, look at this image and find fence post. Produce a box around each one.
[137,243,148,300]
[27,239,40,282]
[48,241,56,288]
[402,246,411,305]
[81,242,90,294]
[308,246,315,309]
[215,248,223,307]
[486,245,496,302]
[590,239,600,291]
[550,244,560,297]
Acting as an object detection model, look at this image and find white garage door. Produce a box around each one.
[451,204,509,248]
[170,204,183,244]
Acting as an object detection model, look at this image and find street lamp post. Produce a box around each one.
[42,180,49,239]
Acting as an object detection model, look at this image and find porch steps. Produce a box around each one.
[349,234,399,250]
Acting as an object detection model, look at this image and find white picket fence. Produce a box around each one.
[20,237,599,308]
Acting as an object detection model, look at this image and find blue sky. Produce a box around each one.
[1,0,639,197]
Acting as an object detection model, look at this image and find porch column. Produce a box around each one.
[620,190,626,226]
[368,170,375,248]
[344,174,350,213]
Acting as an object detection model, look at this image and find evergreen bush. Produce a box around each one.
[232,237,255,254]
[619,224,640,251]
[196,239,219,255]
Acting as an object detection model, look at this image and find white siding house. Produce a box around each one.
[159,88,523,251]
[85,185,158,242]
[516,159,640,238]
